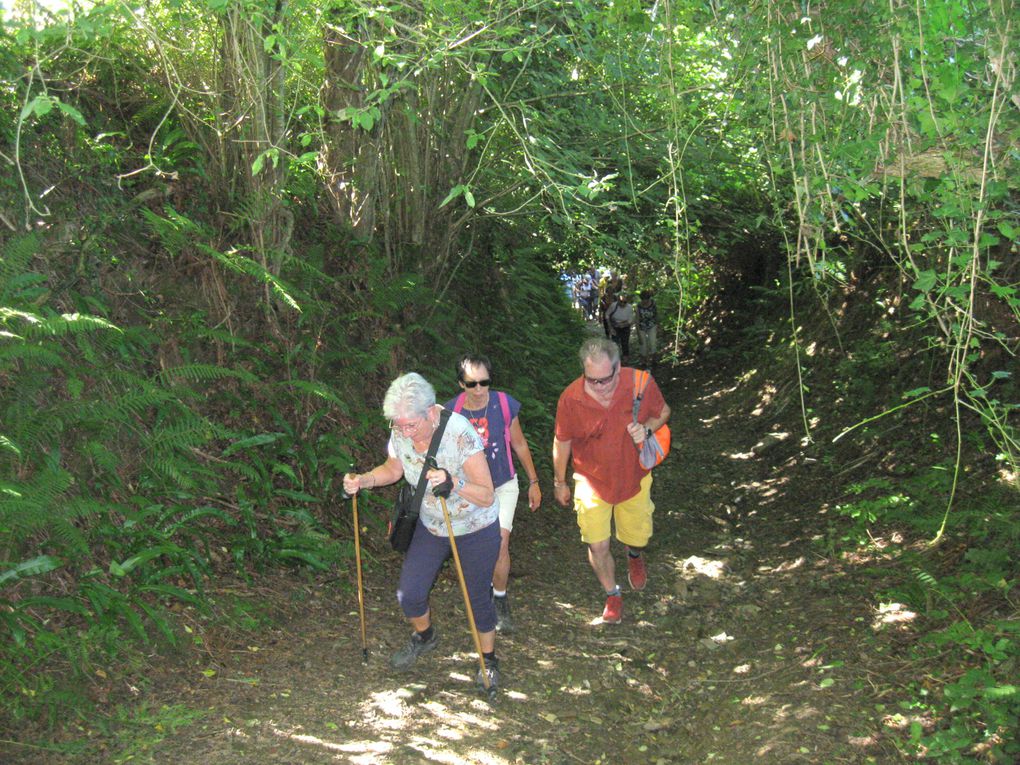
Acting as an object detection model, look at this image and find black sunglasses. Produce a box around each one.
[462,379,491,388]
[584,364,618,387]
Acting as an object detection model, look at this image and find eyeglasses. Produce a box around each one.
[390,417,425,434]
[584,364,618,387]
[462,379,491,389]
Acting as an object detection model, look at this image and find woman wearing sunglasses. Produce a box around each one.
[446,354,542,634]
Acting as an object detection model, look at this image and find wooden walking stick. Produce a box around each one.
[344,472,368,663]
[429,460,491,693]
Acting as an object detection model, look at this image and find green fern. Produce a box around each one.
[196,242,302,311]
[155,363,258,386]
[156,505,236,536]
[278,379,347,407]
[278,250,333,285]
[913,567,939,589]
[0,555,63,587]
[23,313,121,339]
[0,435,21,457]
[0,235,41,301]
[0,342,65,369]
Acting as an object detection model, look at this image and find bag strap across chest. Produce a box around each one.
[411,409,451,511]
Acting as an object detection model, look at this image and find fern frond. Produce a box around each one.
[148,419,214,453]
[279,251,333,285]
[221,432,285,456]
[272,548,330,570]
[183,325,255,348]
[155,363,258,386]
[137,583,202,607]
[136,600,177,645]
[913,567,939,589]
[157,505,236,535]
[0,343,64,368]
[108,544,187,577]
[196,243,301,312]
[13,595,88,616]
[81,441,121,475]
[0,435,22,457]
[64,497,119,526]
[0,234,42,303]
[24,313,122,339]
[141,206,207,253]
[6,409,66,457]
[0,555,63,588]
[0,306,43,325]
[220,458,264,482]
[279,379,346,407]
[147,454,214,491]
[0,493,89,558]
[225,190,278,235]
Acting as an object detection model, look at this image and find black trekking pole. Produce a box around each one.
[428,458,492,695]
[342,468,368,663]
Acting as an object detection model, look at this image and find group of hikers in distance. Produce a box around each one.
[343,336,670,695]
[567,269,660,369]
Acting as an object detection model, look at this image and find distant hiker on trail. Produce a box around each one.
[446,354,542,634]
[552,338,670,624]
[636,289,659,368]
[577,276,594,319]
[606,292,635,361]
[342,372,502,690]
[599,287,615,339]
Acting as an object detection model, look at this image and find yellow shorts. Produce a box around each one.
[573,473,654,547]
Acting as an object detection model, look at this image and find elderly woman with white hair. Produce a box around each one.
[343,372,501,690]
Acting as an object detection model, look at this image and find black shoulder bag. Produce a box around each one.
[388,409,451,553]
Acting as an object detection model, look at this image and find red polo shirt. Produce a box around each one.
[555,367,667,503]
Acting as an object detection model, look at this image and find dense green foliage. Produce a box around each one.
[1,0,1017,760]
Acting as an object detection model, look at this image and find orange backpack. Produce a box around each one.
[632,369,671,469]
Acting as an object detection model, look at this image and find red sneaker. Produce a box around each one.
[627,555,647,591]
[602,593,623,624]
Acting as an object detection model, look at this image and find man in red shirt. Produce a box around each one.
[552,338,671,624]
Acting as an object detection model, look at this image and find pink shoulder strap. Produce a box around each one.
[498,391,514,475]
[452,392,466,413]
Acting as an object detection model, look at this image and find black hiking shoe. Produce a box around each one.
[494,594,515,633]
[475,656,500,691]
[389,629,438,671]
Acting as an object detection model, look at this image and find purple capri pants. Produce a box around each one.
[397,518,501,633]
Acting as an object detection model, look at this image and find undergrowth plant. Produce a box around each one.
[0,231,366,725]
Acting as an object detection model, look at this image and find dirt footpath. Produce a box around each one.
[87,358,907,764]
